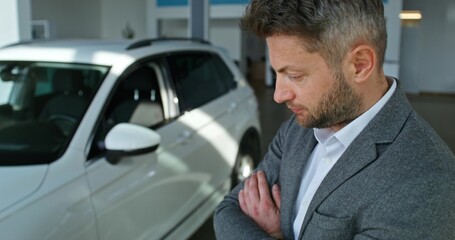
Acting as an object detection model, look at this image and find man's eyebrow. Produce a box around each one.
[276,65,304,73]
[275,66,287,73]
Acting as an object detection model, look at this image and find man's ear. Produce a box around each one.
[349,45,376,83]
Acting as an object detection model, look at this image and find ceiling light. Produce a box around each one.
[400,10,422,20]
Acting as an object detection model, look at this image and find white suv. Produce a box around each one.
[0,39,261,240]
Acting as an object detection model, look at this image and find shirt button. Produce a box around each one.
[323,157,332,164]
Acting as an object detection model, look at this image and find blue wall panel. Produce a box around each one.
[157,0,187,7]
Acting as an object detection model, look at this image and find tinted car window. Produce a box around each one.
[166,52,235,112]
[0,62,107,165]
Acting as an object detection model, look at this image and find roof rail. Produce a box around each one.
[126,38,211,50]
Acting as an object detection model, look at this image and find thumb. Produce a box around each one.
[272,184,281,210]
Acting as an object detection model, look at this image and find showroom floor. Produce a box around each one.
[189,82,455,239]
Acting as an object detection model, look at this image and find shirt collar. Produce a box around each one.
[314,77,397,149]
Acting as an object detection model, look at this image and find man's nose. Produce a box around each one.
[273,76,294,104]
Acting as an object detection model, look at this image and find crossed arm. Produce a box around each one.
[214,117,294,239]
[238,171,283,239]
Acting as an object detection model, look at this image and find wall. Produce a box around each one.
[383,0,403,78]
[0,0,31,46]
[100,0,147,39]
[32,0,148,40]
[400,0,455,93]
[210,19,241,61]
[159,19,242,61]
[147,0,247,62]
[160,19,187,38]
[31,0,101,39]
[29,0,243,59]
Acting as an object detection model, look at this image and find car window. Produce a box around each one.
[0,81,13,104]
[0,62,107,165]
[88,63,165,159]
[166,52,235,112]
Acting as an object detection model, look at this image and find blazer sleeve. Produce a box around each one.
[213,116,294,240]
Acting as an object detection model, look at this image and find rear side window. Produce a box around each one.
[166,52,235,112]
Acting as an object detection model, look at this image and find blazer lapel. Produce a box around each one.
[298,132,378,238]
[280,128,317,239]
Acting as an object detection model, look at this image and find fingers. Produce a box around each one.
[239,189,247,214]
[238,172,259,216]
[239,171,281,215]
[238,175,255,216]
[247,173,260,203]
[257,171,271,201]
[272,184,281,210]
[237,171,283,236]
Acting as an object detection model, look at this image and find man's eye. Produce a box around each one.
[287,75,302,81]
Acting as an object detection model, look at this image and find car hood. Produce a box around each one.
[0,165,48,212]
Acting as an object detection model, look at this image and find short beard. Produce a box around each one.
[300,70,361,129]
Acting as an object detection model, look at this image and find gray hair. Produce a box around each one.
[240,0,387,70]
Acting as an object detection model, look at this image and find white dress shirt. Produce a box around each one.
[293,78,397,239]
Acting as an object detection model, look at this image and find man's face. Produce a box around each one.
[267,35,361,129]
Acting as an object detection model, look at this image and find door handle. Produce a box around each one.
[228,102,237,112]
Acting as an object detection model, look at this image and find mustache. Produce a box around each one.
[286,102,306,110]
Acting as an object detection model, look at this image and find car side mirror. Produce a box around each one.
[105,123,161,164]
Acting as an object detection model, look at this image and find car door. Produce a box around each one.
[164,51,241,189]
[85,62,176,240]
[84,57,232,240]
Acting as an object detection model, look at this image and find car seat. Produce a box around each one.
[39,69,89,135]
[108,67,163,128]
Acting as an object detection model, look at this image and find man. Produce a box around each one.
[214,0,455,239]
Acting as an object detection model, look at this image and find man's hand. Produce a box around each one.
[239,171,283,239]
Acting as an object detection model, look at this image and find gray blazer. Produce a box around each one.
[214,85,455,239]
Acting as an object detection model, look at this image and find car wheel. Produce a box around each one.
[231,129,261,188]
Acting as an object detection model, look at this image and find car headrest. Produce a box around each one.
[52,69,84,93]
[123,67,157,91]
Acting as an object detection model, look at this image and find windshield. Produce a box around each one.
[0,61,108,165]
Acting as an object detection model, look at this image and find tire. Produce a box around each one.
[231,129,261,189]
